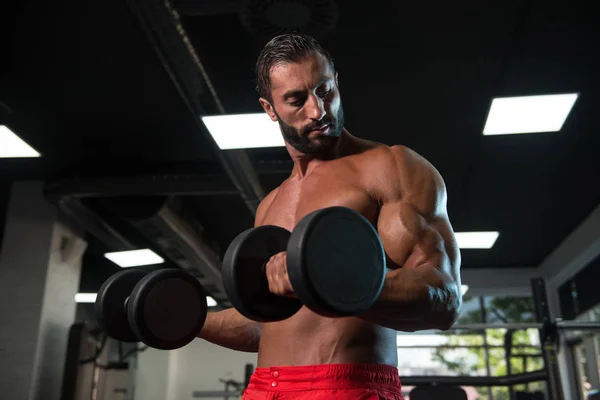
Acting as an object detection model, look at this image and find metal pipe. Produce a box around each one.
[400,370,548,387]
[449,323,543,330]
[511,354,543,358]
[45,174,239,199]
[532,277,564,400]
[479,296,493,400]
[523,357,529,392]
[505,329,515,400]
[396,344,541,349]
[447,321,600,332]
[556,321,600,331]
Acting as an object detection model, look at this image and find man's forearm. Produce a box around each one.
[198,308,262,352]
[360,267,461,332]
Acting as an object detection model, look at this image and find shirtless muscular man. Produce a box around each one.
[199,33,463,400]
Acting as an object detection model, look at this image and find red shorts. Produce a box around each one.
[242,364,404,399]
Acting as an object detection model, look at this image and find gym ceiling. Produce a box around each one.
[1,0,598,306]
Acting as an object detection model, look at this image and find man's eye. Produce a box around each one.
[291,100,304,107]
[318,89,331,98]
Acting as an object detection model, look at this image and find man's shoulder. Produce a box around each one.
[355,143,425,171]
[357,144,445,202]
[380,145,439,177]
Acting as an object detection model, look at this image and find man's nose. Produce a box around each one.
[305,94,326,121]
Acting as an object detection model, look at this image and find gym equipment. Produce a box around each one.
[221,225,302,322]
[95,268,207,350]
[588,390,600,400]
[96,269,147,343]
[222,206,386,322]
[400,277,600,400]
[410,386,467,400]
[515,392,545,400]
[192,363,254,399]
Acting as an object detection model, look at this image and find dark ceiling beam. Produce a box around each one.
[174,0,241,17]
[45,174,238,200]
[126,0,265,214]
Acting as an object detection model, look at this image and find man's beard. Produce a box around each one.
[274,105,345,154]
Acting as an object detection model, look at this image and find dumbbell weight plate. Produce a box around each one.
[287,207,387,317]
[222,226,303,322]
[127,269,208,350]
[95,269,148,342]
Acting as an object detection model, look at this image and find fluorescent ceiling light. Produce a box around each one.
[75,293,97,303]
[455,231,499,249]
[0,125,41,158]
[202,113,285,150]
[461,285,469,295]
[483,93,578,135]
[104,249,165,268]
[207,297,217,307]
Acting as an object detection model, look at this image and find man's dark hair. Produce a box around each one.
[255,33,335,102]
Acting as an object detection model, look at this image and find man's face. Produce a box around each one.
[260,53,344,154]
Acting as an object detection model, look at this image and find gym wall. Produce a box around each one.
[133,346,171,400]
[0,181,10,254]
[133,337,257,399]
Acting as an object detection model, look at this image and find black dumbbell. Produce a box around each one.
[95,268,208,350]
[221,207,387,322]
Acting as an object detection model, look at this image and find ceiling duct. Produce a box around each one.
[175,0,241,16]
[45,174,236,307]
[128,0,266,215]
[126,196,229,305]
[240,0,339,37]
[175,0,339,37]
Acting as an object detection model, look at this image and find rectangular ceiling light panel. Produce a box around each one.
[483,93,578,135]
[75,293,97,303]
[104,249,165,268]
[0,125,41,158]
[202,113,285,150]
[455,231,499,249]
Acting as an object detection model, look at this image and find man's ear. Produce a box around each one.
[335,72,339,87]
[259,98,278,122]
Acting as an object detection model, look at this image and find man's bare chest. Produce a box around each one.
[260,170,379,231]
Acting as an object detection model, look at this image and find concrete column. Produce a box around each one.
[0,182,87,400]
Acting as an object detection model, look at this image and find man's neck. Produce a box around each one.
[287,129,354,179]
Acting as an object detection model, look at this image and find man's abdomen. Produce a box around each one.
[257,308,398,368]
